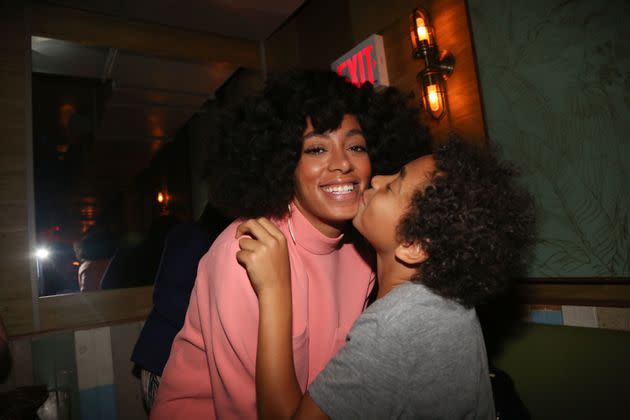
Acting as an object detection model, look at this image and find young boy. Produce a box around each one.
[237,140,536,419]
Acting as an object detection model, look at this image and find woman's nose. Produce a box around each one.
[329,148,351,173]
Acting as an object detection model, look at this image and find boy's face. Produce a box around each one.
[353,155,436,253]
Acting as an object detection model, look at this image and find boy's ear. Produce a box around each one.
[395,242,428,265]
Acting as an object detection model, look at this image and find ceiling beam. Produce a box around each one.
[30,3,261,69]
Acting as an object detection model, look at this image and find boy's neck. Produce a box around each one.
[375,254,416,299]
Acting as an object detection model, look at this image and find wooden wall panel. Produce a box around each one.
[0,231,32,299]
[381,17,421,107]
[38,287,152,333]
[0,160,27,200]
[350,0,487,144]
[349,0,422,94]
[349,0,420,43]
[0,297,34,337]
[265,19,301,73]
[0,1,35,336]
[0,336,34,391]
[265,0,356,73]
[295,0,356,70]
[264,0,487,144]
[30,3,260,69]
[429,0,487,144]
[518,283,630,308]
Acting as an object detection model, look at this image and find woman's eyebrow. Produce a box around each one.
[346,128,365,138]
[303,131,323,140]
[304,128,364,140]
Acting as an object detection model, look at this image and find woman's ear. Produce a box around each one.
[395,242,428,265]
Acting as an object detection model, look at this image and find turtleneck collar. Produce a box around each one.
[287,202,344,255]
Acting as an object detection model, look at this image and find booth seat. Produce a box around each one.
[493,323,630,420]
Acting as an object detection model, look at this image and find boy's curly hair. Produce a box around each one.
[205,70,432,219]
[397,140,536,308]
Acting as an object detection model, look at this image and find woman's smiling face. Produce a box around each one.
[293,114,371,238]
[353,154,436,253]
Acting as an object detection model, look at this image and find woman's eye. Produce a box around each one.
[348,144,367,153]
[303,146,326,155]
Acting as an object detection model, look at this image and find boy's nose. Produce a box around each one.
[370,175,385,189]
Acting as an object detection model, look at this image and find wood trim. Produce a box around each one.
[523,277,630,285]
[1,0,36,337]
[30,3,261,68]
[517,282,630,307]
[37,286,152,334]
[26,6,40,331]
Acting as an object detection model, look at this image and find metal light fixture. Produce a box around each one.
[157,190,171,215]
[410,8,454,120]
[410,8,436,59]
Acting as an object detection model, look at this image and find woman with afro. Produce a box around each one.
[152,70,432,419]
[238,139,536,419]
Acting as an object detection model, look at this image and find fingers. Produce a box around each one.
[256,218,286,243]
[236,218,287,245]
[236,219,270,240]
[235,218,289,275]
[237,237,259,252]
[235,249,251,266]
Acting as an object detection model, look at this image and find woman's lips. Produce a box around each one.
[320,183,360,201]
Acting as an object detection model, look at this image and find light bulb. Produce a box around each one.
[416,17,429,42]
[427,84,440,112]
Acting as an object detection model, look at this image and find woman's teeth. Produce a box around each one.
[322,184,355,194]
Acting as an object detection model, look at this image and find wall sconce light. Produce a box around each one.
[410,8,455,120]
[157,190,171,215]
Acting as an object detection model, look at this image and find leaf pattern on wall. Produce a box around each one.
[468,0,630,277]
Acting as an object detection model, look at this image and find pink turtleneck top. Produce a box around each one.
[151,203,374,419]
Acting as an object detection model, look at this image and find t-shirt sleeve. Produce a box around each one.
[307,312,404,419]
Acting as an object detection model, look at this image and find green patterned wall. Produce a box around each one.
[468,0,630,278]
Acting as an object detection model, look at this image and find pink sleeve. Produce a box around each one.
[151,283,214,419]
[206,238,309,413]
[206,239,261,417]
[152,233,261,419]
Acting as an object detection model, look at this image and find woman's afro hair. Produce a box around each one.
[397,139,536,308]
[205,70,432,219]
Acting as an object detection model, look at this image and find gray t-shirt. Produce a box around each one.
[308,282,495,420]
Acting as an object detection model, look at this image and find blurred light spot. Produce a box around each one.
[59,104,76,129]
[35,247,50,260]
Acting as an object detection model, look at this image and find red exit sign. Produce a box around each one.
[331,34,389,87]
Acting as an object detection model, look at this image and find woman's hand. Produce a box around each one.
[236,218,291,296]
